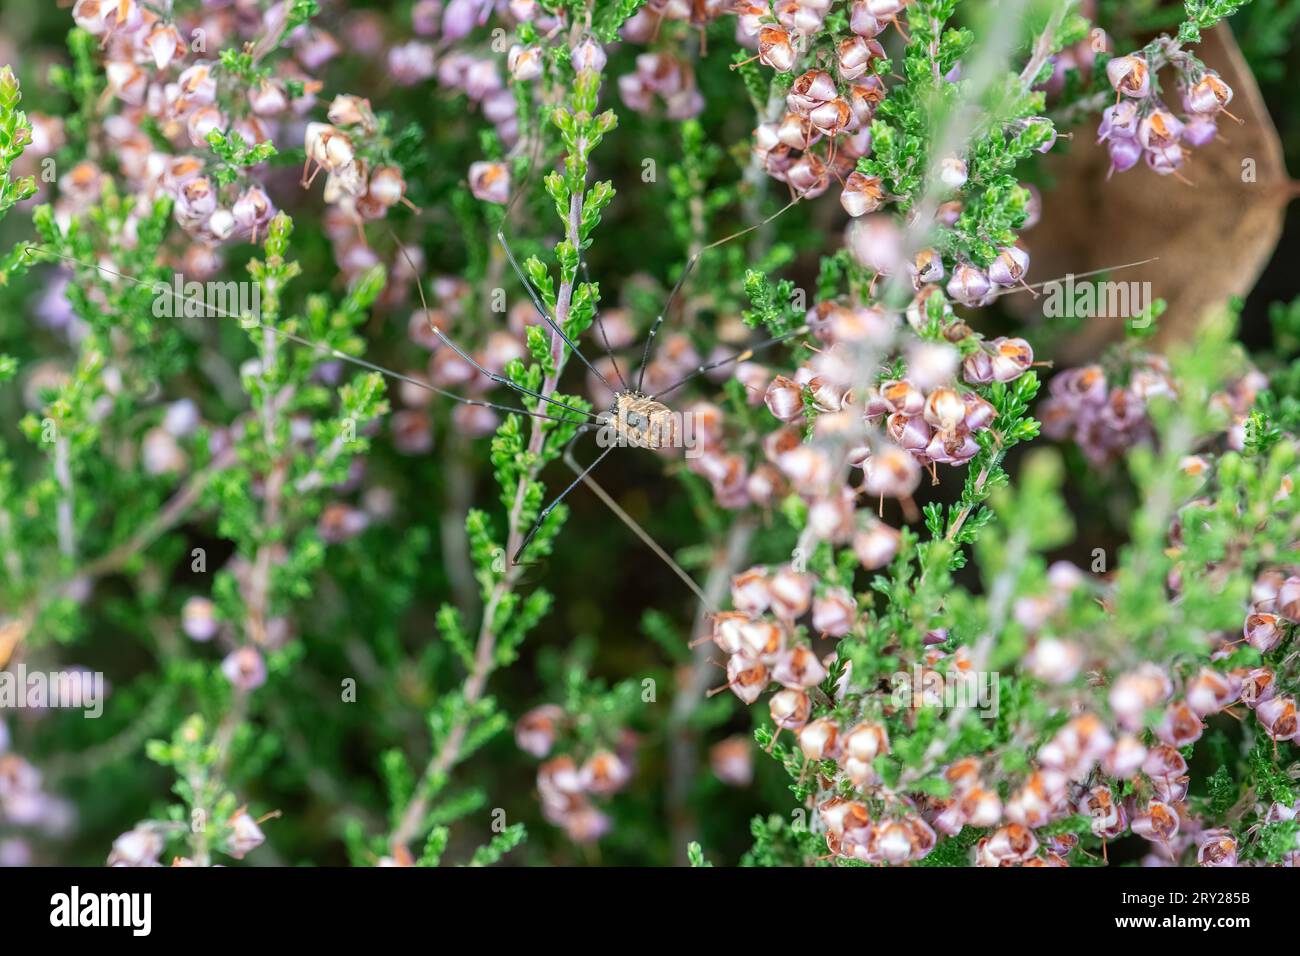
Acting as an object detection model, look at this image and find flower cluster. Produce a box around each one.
[0,726,74,867]
[742,2,899,202]
[66,0,329,261]
[516,703,636,844]
[1100,40,1237,178]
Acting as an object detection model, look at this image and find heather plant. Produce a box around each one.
[0,0,1297,871]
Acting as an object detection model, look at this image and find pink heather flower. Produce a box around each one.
[571,37,607,74]
[452,403,500,437]
[772,645,828,689]
[1098,101,1140,142]
[1196,829,1238,867]
[1257,695,1298,741]
[1106,54,1150,98]
[1186,71,1233,114]
[710,737,754,786]
[1107,135,1143,174]
[763,374,805,422]
[799,718,839,760]
[1185,668,1239,717]
[852,520,900,569]
[181,597,219,642]
[850,1,886,37]
[1146,143,1186,176]
[468,161,510,204]
[946,262,991,304]
[847,215,902,274]
[989,337,1033,382]
[725,655,770,705]
[108,827,164,867]
[222,646,268,692]
[1137,110,1184,150]
[508,45,543,82]
[731,568,771,615]
[1276,575,1300,620]
[770,689,811,730]
[812,587,857,637]
[226,811,266,859]
[1182,115,1218,147]
[388,42,437,85]
[412,0,443,35]
[939,155,968,190]
[768,567,813,620]
[441,0,479,40]
[988,245,1030,286]
[515,705,564,758]
[579,751,631,795]
[1131,800,1180,845]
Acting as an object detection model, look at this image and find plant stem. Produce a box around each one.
[668,518,755,863]
[389,187,586,859]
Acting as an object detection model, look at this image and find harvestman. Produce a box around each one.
[389,190,808,604]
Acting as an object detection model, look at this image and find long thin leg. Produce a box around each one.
[634,197,803,394]
[583,259,629,393]
[511,443,615,565]
[24,247,585,428]
[496,228,618,396]
[389,232,601,423]
[563,442,713,610]
[651,324,811,402]
[985,256,1160,302]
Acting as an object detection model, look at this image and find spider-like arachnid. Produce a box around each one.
[390,191,806,601]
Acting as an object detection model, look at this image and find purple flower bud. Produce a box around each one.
[1186,71,1232,114]
[850,1,886,37]
[1182,114,1217,147]
[1145,143,1186,176]
[1098,101,1139,141]
[441,0,478,40]
[468,161,510,204]
[1105,54,1150,99]
[988,245,1030,286]
[571,38,607,74]
[387,42,437,85]
[946,262,991,304]
[1106,135,1143,174]
[847,215,902,274]
[412,0,442,35]
[963,350,994,385]
[222,646,268,692]
[1137,109,1183,150]
[182,597,219,642]
[227,811,266,859]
